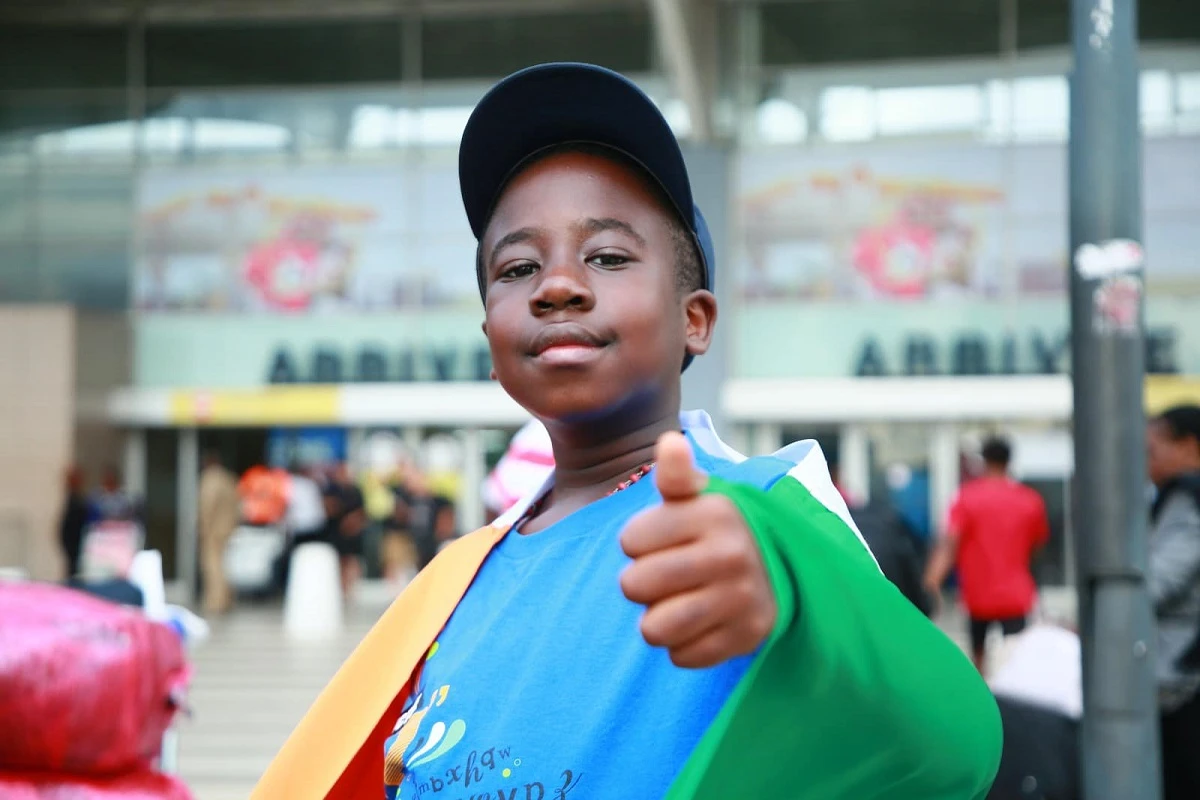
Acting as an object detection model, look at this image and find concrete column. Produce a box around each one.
[403,426,424,466]
[838,424,871,504]
[176,427,199,606]
[751,423,782,457]
[347,427,367,472]
[928,423,960,537]
[459,427,485,533]
[680,143,734,435]
[123,428,147,499]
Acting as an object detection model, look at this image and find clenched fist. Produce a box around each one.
[619,431,777,669]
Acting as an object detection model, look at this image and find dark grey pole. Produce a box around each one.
[1068,1,1161,798]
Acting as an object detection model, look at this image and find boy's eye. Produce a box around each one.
[588,253,629,268]
[498,262,537,280]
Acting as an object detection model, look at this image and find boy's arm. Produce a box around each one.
[667,473,1001,800]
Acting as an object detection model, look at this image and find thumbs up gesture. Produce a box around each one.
[619,432,777,668]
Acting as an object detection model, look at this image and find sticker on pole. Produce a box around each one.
[1073,239,1144,280]
[1092,274,1142,336]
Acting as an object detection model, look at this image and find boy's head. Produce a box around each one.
[459,64,717,426]
[476,142,705,297]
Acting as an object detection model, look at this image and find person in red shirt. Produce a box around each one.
[924,436,1050,672]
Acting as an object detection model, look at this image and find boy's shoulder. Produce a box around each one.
[683,409,829,490]
[702,450,798,490]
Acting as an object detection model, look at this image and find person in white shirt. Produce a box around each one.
[285,463,327,542]
[273,463,330,595]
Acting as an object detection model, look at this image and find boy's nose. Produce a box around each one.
[530,264,595,313]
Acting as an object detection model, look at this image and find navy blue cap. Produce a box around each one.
[459,63,715,304]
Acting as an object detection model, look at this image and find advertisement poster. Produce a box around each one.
[134,163,478,313]
[736,137,1200,303]
[739,147,1006,302]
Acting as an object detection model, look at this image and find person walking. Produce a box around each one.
[1146,405,1200,800]
[198,449,240,615]
[89,465,139,524]
[58,466,89,579]
[924,435,1049,672]
[325,462,367,599]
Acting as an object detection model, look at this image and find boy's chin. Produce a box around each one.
[518,394,619,426]
[506,381,672,431]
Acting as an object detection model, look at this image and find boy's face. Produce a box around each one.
[480,151,715,425]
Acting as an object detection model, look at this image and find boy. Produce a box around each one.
[254,63,1001,800]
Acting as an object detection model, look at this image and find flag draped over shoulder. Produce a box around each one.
[250,524,508,800]
[252,443,1001,800]
[666,468,1001,800]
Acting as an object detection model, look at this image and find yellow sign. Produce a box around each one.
[169,387,340,426]
[1146,376,1200,416]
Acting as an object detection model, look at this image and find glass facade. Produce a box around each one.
[1,2,1198,375]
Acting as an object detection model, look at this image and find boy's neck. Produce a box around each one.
[546,409,681,495]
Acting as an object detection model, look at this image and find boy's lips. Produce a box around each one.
[528,323,610,366]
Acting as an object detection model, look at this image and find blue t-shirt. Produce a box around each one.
[382,441,790,800]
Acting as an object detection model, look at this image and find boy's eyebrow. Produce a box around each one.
[487,218,646,265]
[578,217,646,246]
[488,227,541,264]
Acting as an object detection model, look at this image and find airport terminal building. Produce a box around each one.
[2,0,1199,596]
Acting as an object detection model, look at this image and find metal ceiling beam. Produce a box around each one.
[648,0,714,141]
[0,0,646,24]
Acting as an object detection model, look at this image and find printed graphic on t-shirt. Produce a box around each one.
[384,641,584,800]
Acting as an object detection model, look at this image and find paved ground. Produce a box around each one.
[174,590,393,800]
[172,583,1032,799]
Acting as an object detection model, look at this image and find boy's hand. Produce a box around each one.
[619,432,777,669]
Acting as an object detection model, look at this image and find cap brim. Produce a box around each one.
[458,62,694,242]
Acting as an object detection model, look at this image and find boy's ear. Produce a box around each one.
[481,322,497,379]
[683,290,718,357]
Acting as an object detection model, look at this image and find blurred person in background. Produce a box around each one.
[89,465,140,524]
[1146,405,1200,800]
[482,418,555,520]
[431,493,459,555]
[286,462,328,547]
[361,462,417,586]
[198,449,240,615]
[378,476,418,586]
[324,462,368,599]
[848,498,933,618]
[58,466,89,579]
[832,464,932,616]
[275,462,328,591]
[401,469,449,571]
[924,435,1049,672]
[238,463,290,527]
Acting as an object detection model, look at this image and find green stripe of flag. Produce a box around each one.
[665,472,1002,800]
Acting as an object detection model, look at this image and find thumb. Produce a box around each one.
[654,431,707,503]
